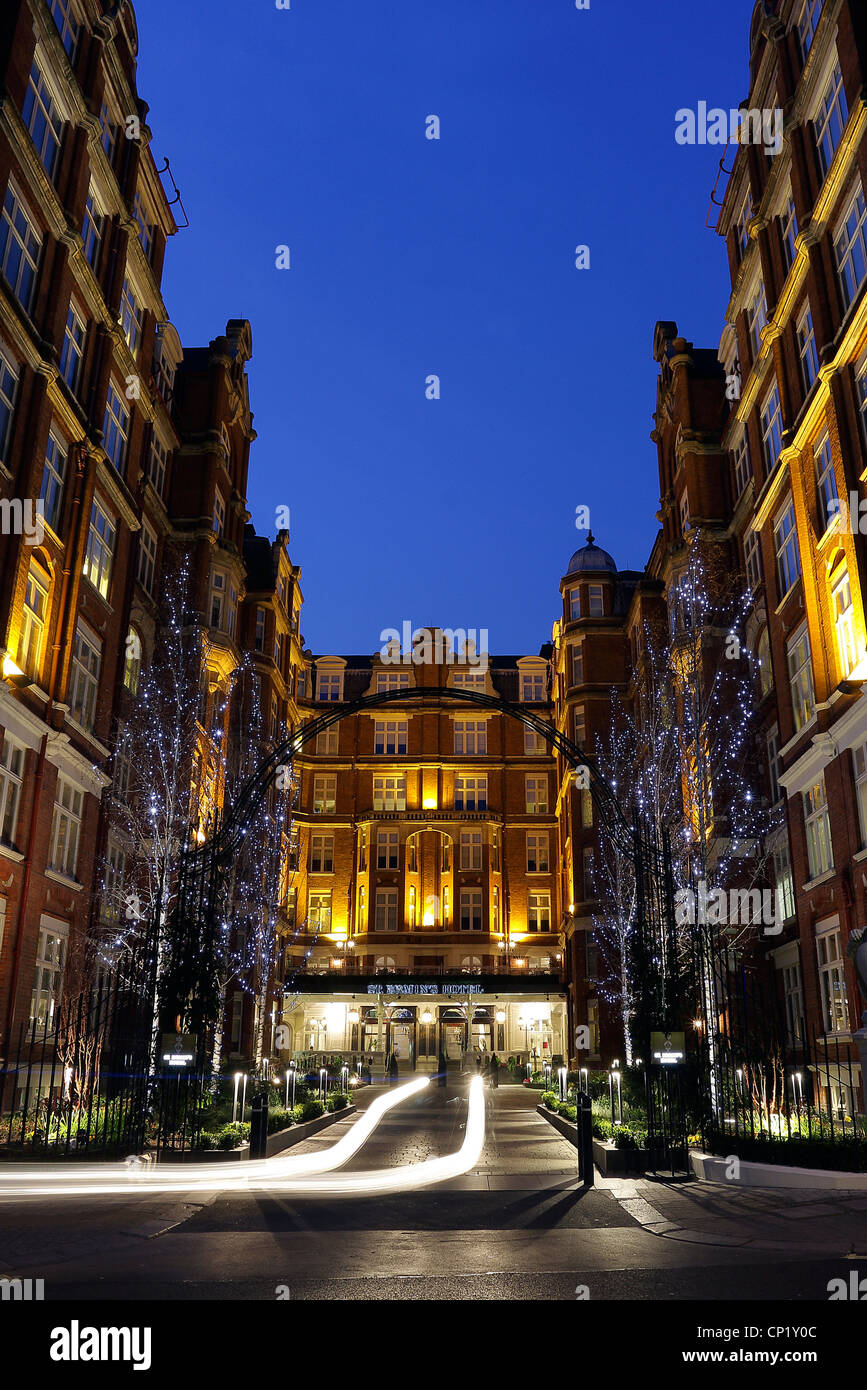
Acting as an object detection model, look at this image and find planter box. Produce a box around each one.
[537,1103,579,1146]
[536,1105,649,1174]
[160,1104,355,1163]
[592,1139,650,1176]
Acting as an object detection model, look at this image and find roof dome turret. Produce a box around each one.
[566,531,617,576]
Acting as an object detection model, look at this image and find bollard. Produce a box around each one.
[249,1092,268,1160]
[577,1090,594,1188]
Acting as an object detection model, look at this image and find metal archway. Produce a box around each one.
[195,685,633,870]
[162,684,675,1058]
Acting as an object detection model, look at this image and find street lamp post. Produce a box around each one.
[232,1072,242,1124]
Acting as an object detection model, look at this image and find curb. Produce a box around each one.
[689,1148,867,1191]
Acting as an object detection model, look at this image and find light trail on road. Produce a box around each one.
[0,1076,432,1198]
[255,1074,486,1196]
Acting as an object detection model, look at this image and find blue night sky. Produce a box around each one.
[135,0,754,656]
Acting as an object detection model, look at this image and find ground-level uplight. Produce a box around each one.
[320,1068,328,1105]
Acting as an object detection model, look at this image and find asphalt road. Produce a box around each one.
[1,1080,866,1302]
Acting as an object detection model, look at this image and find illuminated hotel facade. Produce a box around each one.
[277,642,569,1070]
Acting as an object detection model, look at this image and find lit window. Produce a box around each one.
[747,282,767,359]
[313,775,337,814]
[49,776,83,878]
[526,832,549,872]
[773,844,796,924]
[815,435,839,533]
[373,776,405,811]
[136,520,158,595]
[18,557,49,678]
[832,569,862,678]
[815,62,848,178]
[520,672,545,702]
[803,779,833,880]
[760,384,783,477]
[757,627,773,696]
[375,719,407,755]
[59,304,85,394]
[528,892,551,932]
[40,431,67,534]
[81,190,103,271]
[454,776,486,811]
[781,197,798,270]
[308,891,332,932]
[454,719,486,754]
[787,623,815,732]
[22,61,63,180]
[0,184,41,313]
[376,831,399,869]
[374,889,398,932]
[459,888,483,932]
[102,382,129,476]
[82,498,114,599]
[834,183,867,311]
[797,0,823,58]
[123,628,141,694]
[773,497,801,597]
[213,492,225,536]
[797,305,819,394]
[311,834,334,873]
[525,775,548,814]
[817,927,847,1032]
[68,622,101,731]
[30,918,68,1029]
[0,736,25,845]
[120,279,143,359]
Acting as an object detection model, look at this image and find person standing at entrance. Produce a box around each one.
[389,1053,399,1086]
[490,1054,499,1089]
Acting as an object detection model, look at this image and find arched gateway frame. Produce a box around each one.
[162,686,677,1070]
